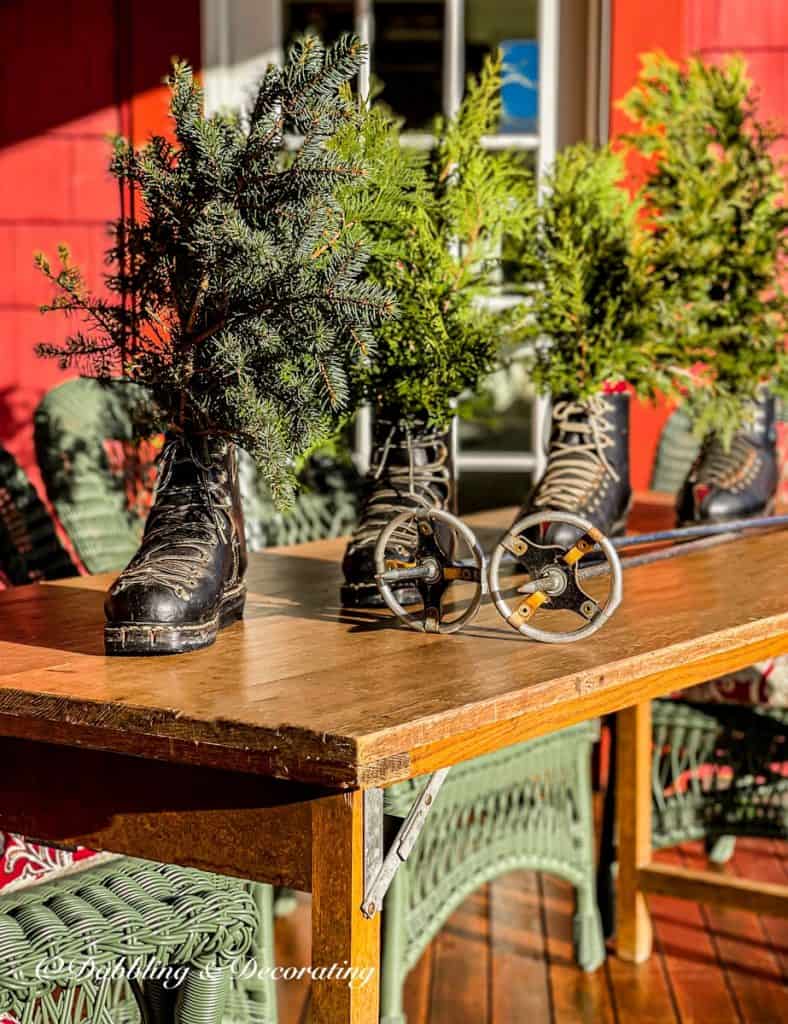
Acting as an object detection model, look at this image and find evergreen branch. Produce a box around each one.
[35,33,391,507]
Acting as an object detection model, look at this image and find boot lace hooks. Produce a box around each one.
[696,434,757,492]
[532,396,619,512]
[111,435,231,601]
[350,421,451,555]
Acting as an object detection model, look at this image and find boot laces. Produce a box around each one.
[349,423,451,555]
[112,435,232,601]
[696,434,755,489]
[532,397,619,512]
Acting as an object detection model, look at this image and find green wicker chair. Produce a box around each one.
[379,721,604,1024]
[0,444,75,585]
[0,856,275,1024]
[650,406,787,860]
[33,378,359,575]
[651,699,788,854]
[33,377,159,575]
[598,408,788,935]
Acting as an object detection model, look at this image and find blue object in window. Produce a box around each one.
[500,39,539,134]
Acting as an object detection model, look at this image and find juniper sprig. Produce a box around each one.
[333,52,534,427]
[510,143,679,401]
[621,52,788,440]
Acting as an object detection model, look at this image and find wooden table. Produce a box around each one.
[0,501,786,1022]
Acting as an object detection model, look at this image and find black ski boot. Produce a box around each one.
[341,413,453,608]
[518,392,632,548]
[677,391,779,525]
[104,434,247,655]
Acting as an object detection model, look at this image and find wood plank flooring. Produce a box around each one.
[273,837,788,1023]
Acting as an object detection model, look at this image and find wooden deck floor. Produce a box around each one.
[273,836,788,1023]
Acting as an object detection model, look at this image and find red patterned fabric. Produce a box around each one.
[0,837,99,1022]
[677,656,788,707]
[0,832,97,891]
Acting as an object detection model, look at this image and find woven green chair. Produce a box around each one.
[237,448,359,552]
[33,377,158,575]
[33,378,359,575]
[378,721,604,1024]
[0,444,75,585]
[0,855,274,1024]
[651,699,788,854]
[598,409,788,935]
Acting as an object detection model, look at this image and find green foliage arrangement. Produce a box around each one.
[35,35,393,507]
[511,143,678,401]
[621,52,788,439]
[334,54,534,427]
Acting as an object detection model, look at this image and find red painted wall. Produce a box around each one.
[611,0,788,490]
[0,0,199,487]
[2,3,786,494]
[609,1,686,490]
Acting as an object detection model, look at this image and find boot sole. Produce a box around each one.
[104,585,246,656]
[677,497,776,529]
[340,580,421,609]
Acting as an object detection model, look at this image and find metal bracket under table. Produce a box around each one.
[361,767,451,918]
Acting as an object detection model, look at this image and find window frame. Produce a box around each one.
[201,0,572,482]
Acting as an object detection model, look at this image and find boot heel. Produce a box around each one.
[219,587,246,629]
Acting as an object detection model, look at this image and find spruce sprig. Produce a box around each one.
[35,35,394,508]
[621,52,788,440]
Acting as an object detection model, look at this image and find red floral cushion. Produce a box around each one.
[0,835,100,1023]
[677,655,788,707]
[0,832,97,891]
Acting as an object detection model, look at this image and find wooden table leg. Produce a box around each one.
[311,791,381,1023]
[616,700,654,962]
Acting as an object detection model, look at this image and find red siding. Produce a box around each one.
[0,0,199,486]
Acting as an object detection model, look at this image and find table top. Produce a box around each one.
[0,497,786,789]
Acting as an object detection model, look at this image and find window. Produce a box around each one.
[202,1,589,510]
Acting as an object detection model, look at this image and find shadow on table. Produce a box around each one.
[0,540,517,657]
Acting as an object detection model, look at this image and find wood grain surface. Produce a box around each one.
[0,497,786,788]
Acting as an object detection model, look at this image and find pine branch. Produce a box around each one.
[35,34,392,508]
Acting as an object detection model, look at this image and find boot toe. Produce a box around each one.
[105,580,185,626]
[540,521,584,550]
[341,542,421,608]
[681,485,770,525]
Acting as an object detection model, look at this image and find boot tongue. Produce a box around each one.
[373,415,444,470]
[552,409,591,449]
[158,435,227,492]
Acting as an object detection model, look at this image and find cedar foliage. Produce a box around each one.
[35,35,393,508]
[334,53,534,427]
[512,143,678,400]
[621,52,788,439]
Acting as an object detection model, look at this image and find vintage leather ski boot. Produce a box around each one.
[341,412,453,607]
[104,434,247,655]
[518,391,632,548]
[676,391,779,525]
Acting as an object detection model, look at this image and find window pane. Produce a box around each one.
[284,1,355,50]
[467,0,539,133]
[457,378,537,514]
[372,2,445,129]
